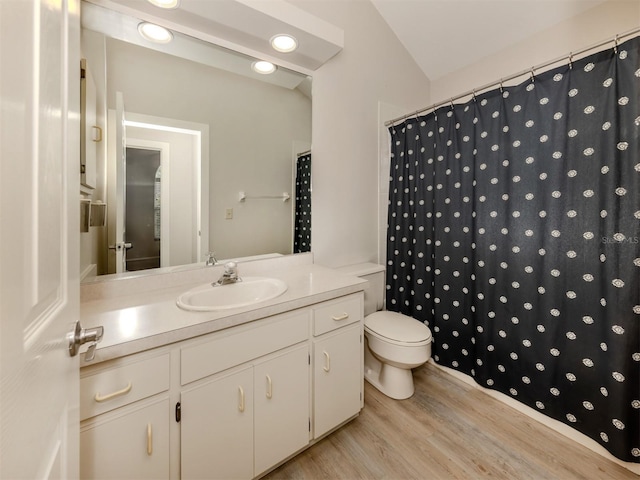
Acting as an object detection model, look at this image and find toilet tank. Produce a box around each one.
[336,263,386,316]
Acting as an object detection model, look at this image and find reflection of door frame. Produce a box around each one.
[106,95,126,274]
[124,112,209,266]
[126,139,170,268]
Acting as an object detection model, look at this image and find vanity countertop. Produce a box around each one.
[80,261,367,366]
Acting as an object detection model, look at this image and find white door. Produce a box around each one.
[254,345,310,476]
[106,92,127,273]
[181,367,254,480]
[313,326,363,439]
[79,398,171,479]
[0,0,80,478]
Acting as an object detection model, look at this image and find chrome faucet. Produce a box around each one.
[205,251,218,266]
[213,261,241,286]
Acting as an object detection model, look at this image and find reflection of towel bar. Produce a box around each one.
[238,191,290,202]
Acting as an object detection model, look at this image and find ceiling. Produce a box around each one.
[82,1,311,90]
[86,0,343,73]
[370,0,608,80]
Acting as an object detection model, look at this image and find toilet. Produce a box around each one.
[337,263,432,400]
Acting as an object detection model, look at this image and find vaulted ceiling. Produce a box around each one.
[370,0,608,80]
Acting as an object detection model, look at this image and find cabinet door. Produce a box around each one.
[254,345,310,476]
[313,325,362,438]
[80,398,170,479]
[181,367,253,480]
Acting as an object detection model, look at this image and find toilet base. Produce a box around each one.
[364,349,415,400]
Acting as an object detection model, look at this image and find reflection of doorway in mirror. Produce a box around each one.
[125,146,162,272]
[119,113,210,274]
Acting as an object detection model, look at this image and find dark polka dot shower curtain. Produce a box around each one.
[386,37,639,462]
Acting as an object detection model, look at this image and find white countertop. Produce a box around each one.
[80,261,366,366]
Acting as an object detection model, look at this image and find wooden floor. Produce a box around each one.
[265,362,637,480]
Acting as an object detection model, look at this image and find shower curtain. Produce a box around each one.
[294,152,311,253]
[386,37,639,462]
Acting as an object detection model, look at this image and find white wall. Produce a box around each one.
[290,0,431,268]
[105,38,311,260]
[430,1,640,104]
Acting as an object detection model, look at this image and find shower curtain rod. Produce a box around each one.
[297,149,311,157]
[385,26,640,127]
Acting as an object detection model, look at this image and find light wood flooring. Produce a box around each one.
[265,362,638,480]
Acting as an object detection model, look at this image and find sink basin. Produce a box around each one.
[176,277,288,312]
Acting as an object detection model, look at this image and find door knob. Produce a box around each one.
[68,321,104,361]
[108,242,132,251]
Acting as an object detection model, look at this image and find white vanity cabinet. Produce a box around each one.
[181,366,254,480]
[253,345,310,476]
[79,354,172,479]
[180,344,310,480]
[311,295,364,439]
[80,291,364,480]
[179,310,311,479]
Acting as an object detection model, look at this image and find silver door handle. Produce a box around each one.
[108,242,133,251]
[68,321,104,361]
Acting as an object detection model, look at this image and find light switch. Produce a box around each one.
[225,208,233,219]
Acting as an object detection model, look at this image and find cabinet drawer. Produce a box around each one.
[181,311,309,385]
[80,354,170,421]
[313,294,362,336]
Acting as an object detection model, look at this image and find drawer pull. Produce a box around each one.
[92,125,103,143]
[238,386,245,413]
[331,312,349,321]
[266,375,273,399]
[323,351,331,372]
[94,381,132,403]
[147,423,153,456]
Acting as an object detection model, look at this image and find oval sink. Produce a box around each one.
[176,277,288,312]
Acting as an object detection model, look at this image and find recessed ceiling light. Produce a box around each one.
[252,61,277,75]
[137,22,173,44]
[270,34,298,53]
[146,0,180,8]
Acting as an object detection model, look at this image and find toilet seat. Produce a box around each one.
[365,311,432,347]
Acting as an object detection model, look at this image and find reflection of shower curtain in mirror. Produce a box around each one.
[294,152,311,253]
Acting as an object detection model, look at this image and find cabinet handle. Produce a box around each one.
[323,351,331,372]
[147,423,153,456]
[238,386,245,413]
[92,125,102,142]
[94,381,132,402]
[331,312,349,321]
[266,375,272,399]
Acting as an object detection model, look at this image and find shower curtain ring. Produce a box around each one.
[614,34,619,54]
[568,52,573,69]
[499,79,504,93]
[530,67,535,83]
[450,98,454,110]
[472,89,477,102]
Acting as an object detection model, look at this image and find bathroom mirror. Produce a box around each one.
[80,1,312,280]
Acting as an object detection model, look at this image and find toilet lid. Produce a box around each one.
[365,311,432,344]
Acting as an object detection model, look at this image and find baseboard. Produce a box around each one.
[429,360,640,475]
[80,263,97,281]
